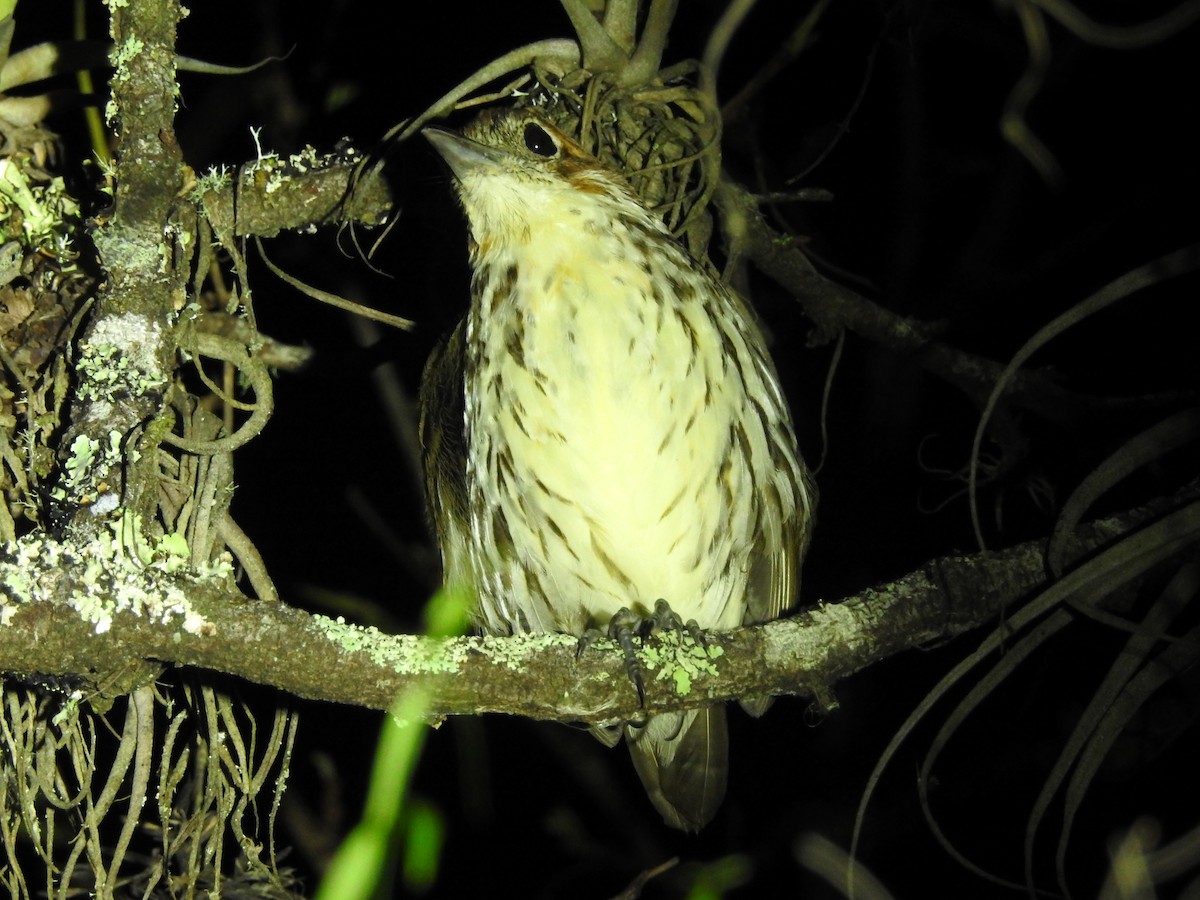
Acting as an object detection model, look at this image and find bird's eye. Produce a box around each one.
[523,123,558,157]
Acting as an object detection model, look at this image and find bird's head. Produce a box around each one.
[424,109,643,249]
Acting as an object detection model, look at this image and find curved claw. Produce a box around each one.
[608,607,646,705]
[575,612,647,706]
[574,627,603,660]
[650,598,706,649]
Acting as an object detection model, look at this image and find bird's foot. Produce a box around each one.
[647,598,707,652]
[577,600,705,708]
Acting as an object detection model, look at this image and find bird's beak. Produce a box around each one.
[423,128,507,180]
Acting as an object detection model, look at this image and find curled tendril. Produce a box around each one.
[164,331,273,456]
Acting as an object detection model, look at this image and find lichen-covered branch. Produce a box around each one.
[192,143,393,241]
[54,0,187,532]
[1,493,1182,724]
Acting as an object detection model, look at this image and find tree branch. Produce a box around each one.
[55,0,187,532]
[1,491,1181,724]
[193,147,393,241]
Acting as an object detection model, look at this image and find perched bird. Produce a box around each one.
[420,108,816,831]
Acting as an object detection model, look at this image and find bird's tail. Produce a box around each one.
[626,706,728,832]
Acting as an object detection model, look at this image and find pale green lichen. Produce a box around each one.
[108,428,138,466]
[111,35,145,75]
[195,553,236,580]
[311,617,579,679]
[52,428,136,510]
[240,130,364,199]
[313,614,471,676]
[640,632,724,696]
[476,630,571,671]
[51,690,84,727]
[104,34,146,125]
[108,511,189,573]
[156,532,191,572]
[63,434,100,488]
[1,529,213,636]
[75,337,167,404]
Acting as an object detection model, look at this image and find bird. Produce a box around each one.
[419,107,816,831]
